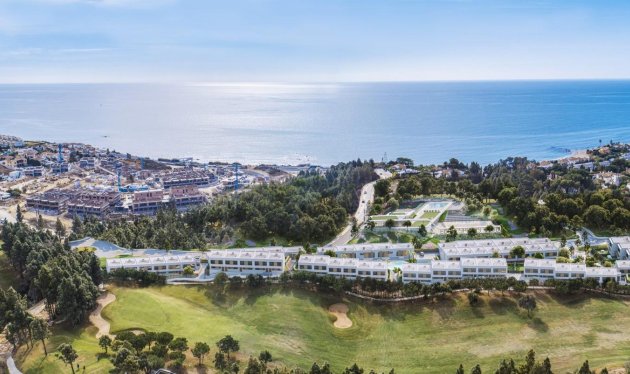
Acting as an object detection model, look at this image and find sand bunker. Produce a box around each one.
[329,303,352,329]
[90,292,116,338]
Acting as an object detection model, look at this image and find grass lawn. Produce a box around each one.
[17,287,630,374]
[420,211,440,220]
[370,215,392,221]
[411,220,430,227]
[351,232,389,244]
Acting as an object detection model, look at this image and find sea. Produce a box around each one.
[2,80,630,166]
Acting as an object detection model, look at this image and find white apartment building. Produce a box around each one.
[400,258,508,284]
[318,243,413,260]
[609,236,630,259]
[439,238,559,262]
[298,255,389,281]
[460,258,508,279]
[400,263,432,284]
[524,258,623,284]
[106,254,201,276]
[206,250,287,278]
[616,260,630,280]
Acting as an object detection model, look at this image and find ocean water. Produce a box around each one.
[2,81,630,166]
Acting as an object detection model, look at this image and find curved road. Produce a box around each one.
[328,169,391,246]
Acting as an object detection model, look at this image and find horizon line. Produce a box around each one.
[2,77,630,85]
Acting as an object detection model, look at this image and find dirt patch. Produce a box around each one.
[329,303,352,329]
[90,292,116,338]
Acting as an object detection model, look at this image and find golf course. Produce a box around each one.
[16,286,630,373]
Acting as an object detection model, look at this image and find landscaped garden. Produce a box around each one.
[16,286,630,373]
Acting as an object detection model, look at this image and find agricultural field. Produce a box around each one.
[16,286,630,373]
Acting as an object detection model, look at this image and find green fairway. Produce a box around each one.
[17,286,630,373]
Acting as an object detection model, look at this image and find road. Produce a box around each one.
[327,168,391,246]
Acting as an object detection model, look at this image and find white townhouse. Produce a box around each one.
[609,236,630,259]
[552,262,586,281]
[106,254,201,276]
[297,255,330,276]
[460,258,508,279]
[400,258,508,284]
[400,263,432,284]
[430,260,463,283]
[523,258,556,282]
[615,260,630,279]
[326,258,359,279]
[585,267,621,284]
[297,255,389,281]
[356,260,389,281]
[524,258,622,284]
[439,238,559,262]
[206,250,287,278]
[318,243,413,260]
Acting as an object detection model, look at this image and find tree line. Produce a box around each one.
[70,160,377,249]
[389,155,630,236]
[454,349,611,374]
[1,219,101,326]
[60,331,395,374]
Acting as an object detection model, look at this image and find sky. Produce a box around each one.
[1,0,630,83]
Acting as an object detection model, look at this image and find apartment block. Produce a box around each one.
[439,238,559,262]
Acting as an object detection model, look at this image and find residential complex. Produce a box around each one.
[318,243,413,260]
[298,255,389,281]
[103,241,626,286]
[160,170,215,188]
[106,246,303,279]
[609,236,630,259]
[26,189,72,214]
[106,254,202,276]
[439,238,559,261]
[206,249,290,278]
[523,258,625,284]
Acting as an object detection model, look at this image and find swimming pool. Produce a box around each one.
[388,260,409,269]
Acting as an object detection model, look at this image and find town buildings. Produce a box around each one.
[26,189,72,214]
[160,170,215,188]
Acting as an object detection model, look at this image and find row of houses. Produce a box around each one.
[438,237,559,261]
[106,246,302,278]
[299,256,629,285]
[318,243,413,260]
[26,188,122,216]
[26,184,207,217]
[523,258,629,284]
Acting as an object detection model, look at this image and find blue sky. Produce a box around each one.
[1,0,630,83]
